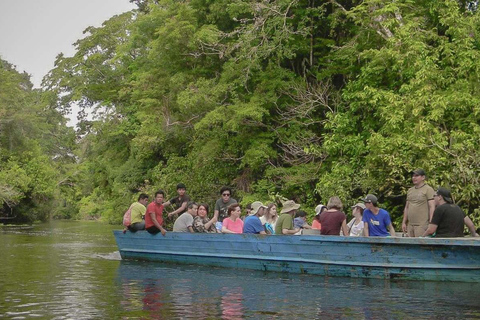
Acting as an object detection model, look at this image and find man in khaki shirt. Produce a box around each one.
[402,169,435,237]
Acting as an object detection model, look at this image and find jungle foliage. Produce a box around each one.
[2,0,480,225]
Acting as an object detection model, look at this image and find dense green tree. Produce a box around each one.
[43,0,480,227]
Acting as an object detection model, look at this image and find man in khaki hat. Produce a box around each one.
[243,201,267,234]
[402,169,435,237]
[275,200,301,235]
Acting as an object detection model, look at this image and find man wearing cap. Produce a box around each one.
[402,169,435,237]
[275,200,301,235]
[164,183,191,219]
[243,201,267,234]
[422,187,479,238]
[362,194,396,237]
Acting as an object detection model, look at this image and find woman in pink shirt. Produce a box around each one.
[221,204,244,234]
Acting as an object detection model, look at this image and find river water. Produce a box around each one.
[1,221,480,319]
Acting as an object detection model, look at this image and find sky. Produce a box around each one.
[0,0,136,126]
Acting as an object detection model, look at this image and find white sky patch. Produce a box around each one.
[0,0,136,127]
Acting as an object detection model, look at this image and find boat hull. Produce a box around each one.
[113,230,480,282]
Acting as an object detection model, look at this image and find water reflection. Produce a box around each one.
[116,261,480,319]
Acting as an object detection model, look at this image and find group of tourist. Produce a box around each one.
[125,169,479,238]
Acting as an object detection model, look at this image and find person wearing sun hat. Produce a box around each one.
[422,187,479,238]
[402,168,435,237]
[275,200,301,235]
[362,194,396,237]
[243,201,268,234]
[312,204,326,230]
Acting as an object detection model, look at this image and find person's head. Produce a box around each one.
[228,203,241,218]
[295,210,307,220]
[245,203,252,216]
[351,203,366,216]
[434,187,453,206]
[250,201,267,217]
[363,194,378,209]
[187,201,198,216]
[411,168,427,186]
[198,203,209,218]
[154,190,165,204]
[176,183,186,196]
[138,193,149,206]
[326,196,343,211]
[280,200,300,215]
[266,203,277,218]
[220,187,232,203]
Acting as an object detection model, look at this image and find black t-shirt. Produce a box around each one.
[431,203,465,237]
[169,194,191,214]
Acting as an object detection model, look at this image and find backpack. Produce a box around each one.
[123,205,134,227]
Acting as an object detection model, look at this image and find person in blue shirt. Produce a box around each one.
[362,194,396,237]
[243,201,268,234]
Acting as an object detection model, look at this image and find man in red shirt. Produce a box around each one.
[145,190,167,236]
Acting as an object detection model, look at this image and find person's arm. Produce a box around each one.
[402,202,409,233]
[168,201,188,218]
[341,220,349,237]
[222,226,235,234]
[427,199,435,222]
[188,226,194,233]
[282,228,301,235]
[464,216,479,237]
[364,223,369,237]
[388,223,396,237]
[302,222,312,229]
[149,212,167,236]
[422,223,437,237]
[214,209,219,220]
[204,216,217,230]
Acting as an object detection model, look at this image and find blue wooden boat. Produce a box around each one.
[113,230,480,282]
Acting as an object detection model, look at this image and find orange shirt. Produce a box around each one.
[312,219,321,230]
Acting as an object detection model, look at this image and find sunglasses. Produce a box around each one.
[222,193,230,196]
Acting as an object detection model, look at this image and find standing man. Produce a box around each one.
[362,194,396,237]
[214,187,237,223]
[275,200,301,235]
[402,169,435,237]
[243,201,268,234]
[164,183,191,219]
[173,202,198,232]
[145,190,168,236]
[422,187,479,238]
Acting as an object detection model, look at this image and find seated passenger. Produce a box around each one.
[260,203,278,234]
[173,202,198,232]
[362,194,396,237]
[193,203,218,233]
[343,203,365,236]
[145,190,168,236]
[320,196,349,236]
[423,187,479,238]
[243,201,267,234]
[312,204,325,230]
[275,200,301,235]
[221,204,244,234]
[127,193,149,232]
[293,210,312,235]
